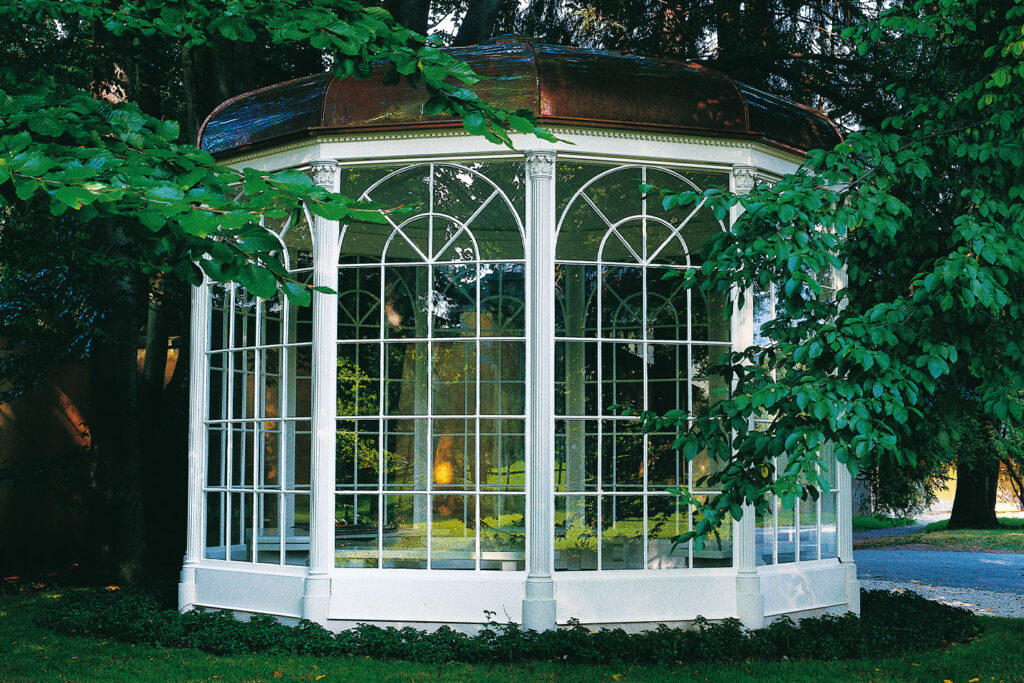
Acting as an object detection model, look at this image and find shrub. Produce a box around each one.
[42,588,980,665]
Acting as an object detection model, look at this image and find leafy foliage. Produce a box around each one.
[45,588,979,664]
[0,0,556,303]
[633,0,1024,541]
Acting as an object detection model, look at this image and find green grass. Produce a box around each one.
[852,514,917,531]
[855,516,1024,552]
[2,590,1023,682]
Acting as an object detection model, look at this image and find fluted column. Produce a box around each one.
[303,161,341,623]
[179,281,210,611]
[730,164,764,628]
[522,150,557,631]
[836,258,859,613]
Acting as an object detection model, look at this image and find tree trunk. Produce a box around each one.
[383,0,430,35]
[948,456,1000,529]
[453,0,503,46]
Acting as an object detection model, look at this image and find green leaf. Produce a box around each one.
[281,280,312,306]
[462,112,488,136]
[239,264,277,299]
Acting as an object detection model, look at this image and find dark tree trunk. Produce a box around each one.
[383,0,430,35]
[948,457,1000,529]
[88,221,146,582]
[453,0,503,46]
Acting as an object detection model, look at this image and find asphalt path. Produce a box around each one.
[854,548,1024,594]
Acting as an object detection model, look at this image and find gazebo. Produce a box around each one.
[178,36,858,632]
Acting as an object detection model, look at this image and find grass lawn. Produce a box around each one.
[855,516,1024,552]
[852,514,916,531]
[2,591,1023,682]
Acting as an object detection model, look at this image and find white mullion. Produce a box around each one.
[474,256,483,570]
[377,258,386,569]
[425,194,434,569]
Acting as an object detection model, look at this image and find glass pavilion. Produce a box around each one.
[179,37,859,631]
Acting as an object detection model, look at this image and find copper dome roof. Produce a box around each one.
[199,36,841,157]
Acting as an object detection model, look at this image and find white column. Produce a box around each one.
[729,164,764,628]
[303,161,341,623]
[522,150,557,631]
[179,281,210,611]
[835,264,859,613]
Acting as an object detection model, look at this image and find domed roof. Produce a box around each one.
[199,36,841,157]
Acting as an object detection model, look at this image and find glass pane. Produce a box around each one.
[205,491,226,560]
[692,497,732,567]
[228,491,254,562]
[556,196,606,261]
[555,341,597,416]
[647,495,689,568]
[601,342,644,414]
[384,419,428,490]
[232,287,258,348]
[259,348,282,418]
[281,211,314,272]
[646,270,688,340]
[335,494,379,568]
[585,166,645,227]
[284,493,310,566]
[691,284,730,342]
[338,267,381,340]
[288,419,312,491]
[336,419,380,491]
[691,346,729,414]
[432,342,475,416]
[387,221,430,263]
[384,342,428,416]
[230,350,256,419]
[292,288,314,345]
[288,345,312,419]
[339,222,389,265]
[777,496,797,563]
[601,266,643,338]
[261,294,284,346]
[820,492,838,559]
[383,266,428,338]
[210,285,230,351]
[480,341,524,415]
[601,419,644,491]
[337,343,381,416]
[676,202,724,267]
[432,264,477,337]
[208,355,227,421]
[648,344,687,413]
[359,165,429,214]
[431,495,476,569]
[555,419,598,493]
[432,419,474,490]
[756,497,775,566]
[647,432,683,489]
[555,495,597,571]
[260,420,281,487]
[382,494,427,569]
[230,423,254,487]
[206,426,226,487]
[480,495,525,571]
[601,496,645,570]
[647,222,690,266]
[555,264,598,338]
[255,492,281,565]
[434,228,477,262]
[480,263,526,336]
[800,497,819,561]
[480,419,525,491]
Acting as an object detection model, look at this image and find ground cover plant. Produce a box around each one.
[852,514,917,531]
[39,587,978,665]
[855,516,1024,552]
[2,587,1018,683]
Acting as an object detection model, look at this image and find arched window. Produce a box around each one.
[553,163,731,571]
[204,208,315,565]
[333,162,528,570]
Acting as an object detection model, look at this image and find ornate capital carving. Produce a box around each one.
[310,161,339,189]
[731,165,758,195]
[525,151,556,179]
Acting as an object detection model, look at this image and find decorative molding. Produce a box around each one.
[731,165,758,194]
[524,150,556,179]
[310,160,339,189]
[220,126,804,168]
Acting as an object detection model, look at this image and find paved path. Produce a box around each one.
[854,549,1024,593]
[855,548,1024,617]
